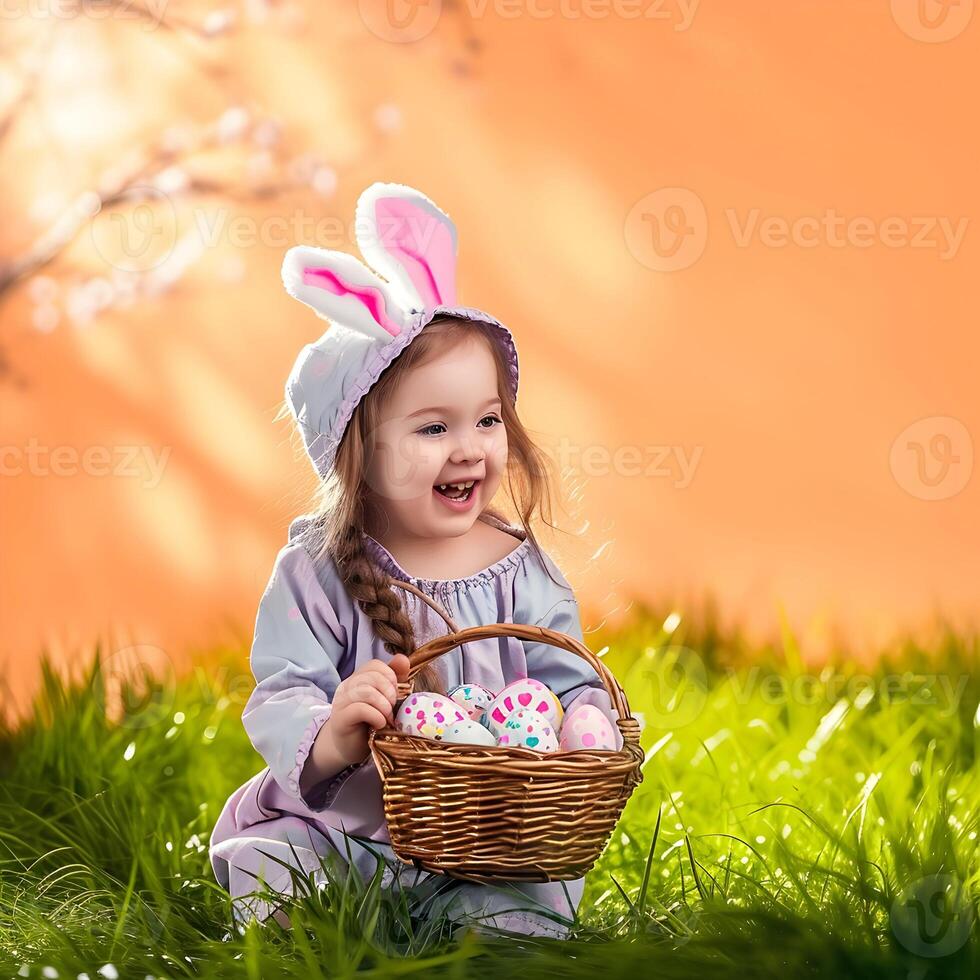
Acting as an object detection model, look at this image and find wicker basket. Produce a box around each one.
[367,579,644,884]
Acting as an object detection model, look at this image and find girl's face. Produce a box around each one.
[363,335,508,542]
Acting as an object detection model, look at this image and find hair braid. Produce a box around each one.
[334,523,445,695]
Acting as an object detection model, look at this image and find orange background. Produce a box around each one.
[1,1,977,719]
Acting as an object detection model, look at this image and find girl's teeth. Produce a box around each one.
[435,480,476,501]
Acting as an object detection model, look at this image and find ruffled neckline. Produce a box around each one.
[361,512,531,594]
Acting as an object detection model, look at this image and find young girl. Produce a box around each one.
[208,182,623,940]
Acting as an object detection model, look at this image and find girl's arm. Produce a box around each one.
[299,655,410,800]
[241,542,361,809]
[297,715,354,800]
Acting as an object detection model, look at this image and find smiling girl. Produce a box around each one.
[208,182,622,940]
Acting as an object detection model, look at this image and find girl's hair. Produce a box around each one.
[276,314,565,695]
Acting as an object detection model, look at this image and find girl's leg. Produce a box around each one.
[227,821,583,941]
[223,819,342,928]
[424,875,586,939]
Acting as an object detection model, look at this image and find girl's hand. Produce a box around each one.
[328,654,411,765]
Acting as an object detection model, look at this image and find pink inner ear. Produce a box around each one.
[302,266,402,337]
[374,198,457,307]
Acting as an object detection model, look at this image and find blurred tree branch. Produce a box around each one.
[0,0,350,386]
[0,114,306,296]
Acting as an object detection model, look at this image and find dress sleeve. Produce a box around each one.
[519,563,625,751]
[241,543,368,811]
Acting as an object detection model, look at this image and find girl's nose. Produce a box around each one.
[450,435,485,465]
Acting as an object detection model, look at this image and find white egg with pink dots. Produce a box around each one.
[394,692,467,740]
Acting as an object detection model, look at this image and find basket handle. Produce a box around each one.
[397,621,642,751]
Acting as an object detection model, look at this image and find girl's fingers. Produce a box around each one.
[348,703,389,731]
[361,659,398,686]
[386,654,412,681]
[354,676,398,705]
[351,686,394,724]
[360,657,412,692]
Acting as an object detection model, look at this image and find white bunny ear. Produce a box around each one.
[355,182,458,311]
[281,245,413,343]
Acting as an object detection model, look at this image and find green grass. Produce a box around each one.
[1,605,977,978]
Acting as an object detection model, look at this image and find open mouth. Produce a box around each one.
[433,479,479,503]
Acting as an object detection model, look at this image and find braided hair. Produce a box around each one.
[332,522,445,695]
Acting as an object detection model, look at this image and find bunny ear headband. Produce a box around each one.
[280,182,520,480]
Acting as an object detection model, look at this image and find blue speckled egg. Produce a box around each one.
[447,683,496,721]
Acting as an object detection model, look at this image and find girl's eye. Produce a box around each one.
[417,416,502,437]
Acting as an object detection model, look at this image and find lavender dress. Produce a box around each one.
[208,511,623,938]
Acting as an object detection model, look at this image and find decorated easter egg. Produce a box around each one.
[482,678,563,737]
[558,703,617,752]
[495,708,560,753]
[447,683,496,722]
[395,692,467,740]
[442,718,498,747]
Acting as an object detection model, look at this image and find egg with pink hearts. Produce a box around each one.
[447,683,496,721]
[558,703,618,752]
[495,708,560,753]
[395,692,467,740]
[441,719,498,747]
[482,678,563,737]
